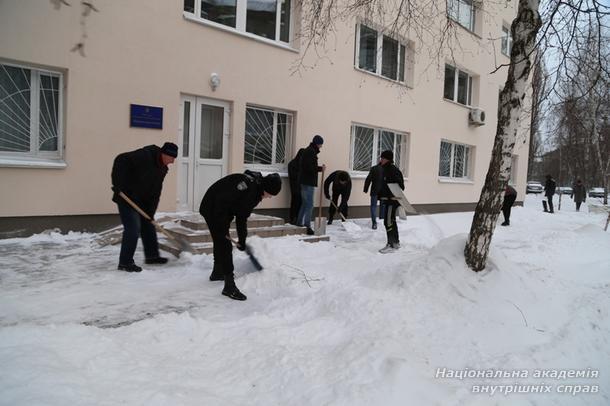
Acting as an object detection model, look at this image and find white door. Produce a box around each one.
[178,96,230,211]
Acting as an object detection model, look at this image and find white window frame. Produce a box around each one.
[444,64,473,106]
[438,139,473,180]
[447,0,475,32]
[0,61,64,167]
[243,105,293,171]
[184,0,293,45]
[501,25,512,56]
[354,23,408,85]
[349,123,408,175]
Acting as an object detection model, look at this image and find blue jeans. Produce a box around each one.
[298,185,315,227]
[117,202,160,265]
[370,195,386,224]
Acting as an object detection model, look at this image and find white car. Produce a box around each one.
[526,181,544,194]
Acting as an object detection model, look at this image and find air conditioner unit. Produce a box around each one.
[469,108,486,126]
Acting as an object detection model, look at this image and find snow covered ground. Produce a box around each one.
[1,194,609,406]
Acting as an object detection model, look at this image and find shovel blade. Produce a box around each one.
[314,217,326,235]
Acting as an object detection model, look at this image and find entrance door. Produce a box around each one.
[178,96,230,211]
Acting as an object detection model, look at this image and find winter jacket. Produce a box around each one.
[111,145,169,217]
[544,178,556,197]
[378,163,405,200]
[298,143,323,186]
[287,148,305,192]
[363,164,384,196]
[323,170,352,200]
[199,170,264,246]
[571,183,586,203]
[505,185,517,197]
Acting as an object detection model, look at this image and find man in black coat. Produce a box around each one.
[297,135,326,235]
[287,148,305,225]
[501,185,517,226]
[364,159,385,229]
[323,170,351,225]
[377,150,405,253]
[544,174,556,213]
[199,170,281,301]
[111,142,178,272]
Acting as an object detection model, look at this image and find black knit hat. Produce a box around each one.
[380,150,393,162]
[263,173,282,195]
[312,135,324,145]
[161,142,178,158]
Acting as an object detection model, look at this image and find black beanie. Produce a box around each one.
[312,135,324,145]
[263,173,282,195]
[380,150,393,162]
[161,142,178,158]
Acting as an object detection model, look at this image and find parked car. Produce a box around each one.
[556,186,573,195]
[526,181,544,194]
[588,187,606,198]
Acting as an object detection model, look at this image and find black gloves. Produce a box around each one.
[237,239,246,251]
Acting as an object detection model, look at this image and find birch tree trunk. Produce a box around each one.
[464,0,542,271]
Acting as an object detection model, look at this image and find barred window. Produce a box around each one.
[0,62,63,162]
[244,106,292,169]
[351,124,407,173]
[439,140,472,179]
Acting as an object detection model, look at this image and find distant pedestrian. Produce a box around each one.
[199,170,281,301]
[544,174,556,213]
[287,148,306,225]
[297,135,326,235]
[111,142,178,273]
[324,170,351,224]
[364,158,386,230]
[501,185,517,226]
[377,150,405,253]
[571,179,586,211]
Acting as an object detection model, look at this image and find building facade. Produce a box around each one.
[0,0,530,235]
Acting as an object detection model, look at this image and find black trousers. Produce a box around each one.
[546,195,554,213]
[381,200,400,245]
[576,201,582,211]
[328,192,348,222]
[204,217,235,288]
[289,191,301,224]
[502,194,517,222]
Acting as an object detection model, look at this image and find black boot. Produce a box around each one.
[145,256,168,265]
[118,263,142,272]
[222,284,247,301]
[306,227,315,235]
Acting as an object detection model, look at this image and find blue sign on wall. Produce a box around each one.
[130,104,163,129]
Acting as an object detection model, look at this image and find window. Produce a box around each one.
[439,140,472,179]
[0,62,63,162]
[444,64,472,106]
[350,124,407,173]
[501,25,512,56]
[244,106,292,169]
[447,0,475,31]
[356,24,407,83]
[185,0,292,44]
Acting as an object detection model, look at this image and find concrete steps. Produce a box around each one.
[96,212,330,256]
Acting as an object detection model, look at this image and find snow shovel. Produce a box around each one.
[118,192,194,254]
[314,167,326,236]
[329,200,362,232]
[228,237,263,271]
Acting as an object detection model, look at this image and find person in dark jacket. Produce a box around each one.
[111,142,178,272]
[199,170,281,301]
[287,148,305,225]
[297,135,326,235]
[544,174,556,213]
[377,150,405,253]
[571,179,586,211]
[501,185,517,226]
[364,159,385,229]
[323,170,351,225]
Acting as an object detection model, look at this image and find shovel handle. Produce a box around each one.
[119,192,152,221]
[330,200,347,222]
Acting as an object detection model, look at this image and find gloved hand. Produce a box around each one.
[325,193,330,200]
[236,239,246,251]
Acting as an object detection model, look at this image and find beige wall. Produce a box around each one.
[0,0,529,217]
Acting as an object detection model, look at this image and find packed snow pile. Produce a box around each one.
[1,196,609,406]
